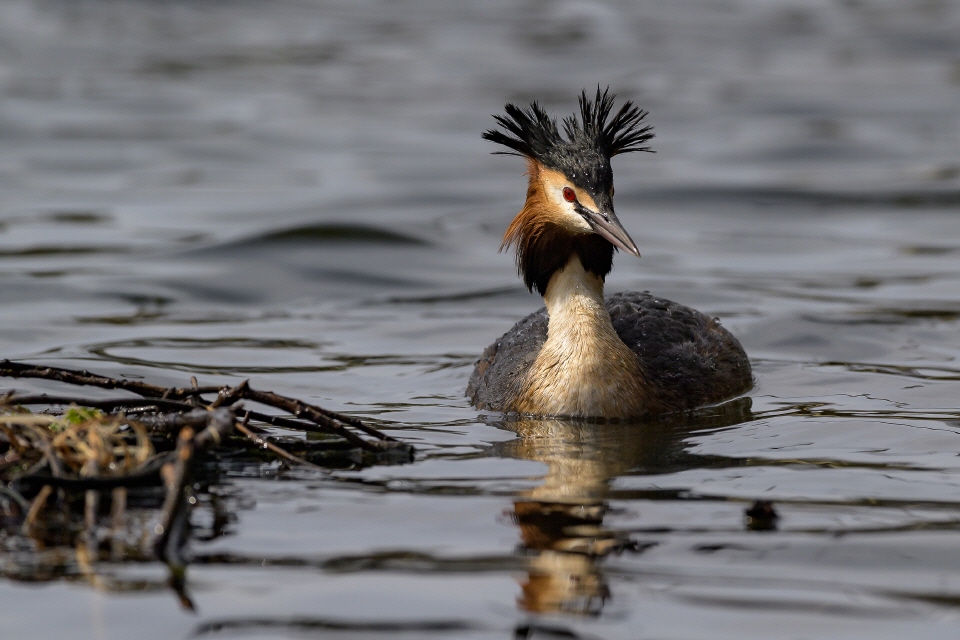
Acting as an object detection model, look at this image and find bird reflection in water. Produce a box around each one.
[492,398,753,616]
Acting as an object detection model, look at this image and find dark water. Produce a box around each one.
[2,0,960,637]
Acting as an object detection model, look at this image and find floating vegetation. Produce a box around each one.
[0,360,413,603]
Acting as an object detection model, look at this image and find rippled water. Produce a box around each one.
[2,0,960,637]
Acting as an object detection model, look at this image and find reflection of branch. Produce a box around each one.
[192,617,483,637]
[156,408,235,570]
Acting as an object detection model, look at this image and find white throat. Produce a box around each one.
[516,255,650,417]
[543,255,607,320]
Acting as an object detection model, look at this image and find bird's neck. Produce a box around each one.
[542,254,608,332]
[515,255,653,417]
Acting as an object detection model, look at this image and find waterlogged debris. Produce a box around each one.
[0,360,413,596]
[745,500,779,531]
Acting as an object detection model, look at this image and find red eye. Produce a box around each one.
[562,187,576,203]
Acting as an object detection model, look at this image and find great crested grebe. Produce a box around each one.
[467,88,752,419]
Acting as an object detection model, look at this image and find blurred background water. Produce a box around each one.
[1,0,960,638]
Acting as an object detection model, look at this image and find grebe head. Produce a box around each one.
[483,88,654,294]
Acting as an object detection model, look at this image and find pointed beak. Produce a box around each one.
[582,202,641,257]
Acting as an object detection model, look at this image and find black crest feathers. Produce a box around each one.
[482,100,563,161]
[482,87,654,168]
[566,87,654,157]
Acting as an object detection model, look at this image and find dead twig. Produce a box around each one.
[234,416,330,474]
[4,394,199,415]
[0,360,220,400]
[239,388,402,450]
[0,361,413,456]
[22,484,53,537]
